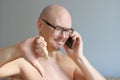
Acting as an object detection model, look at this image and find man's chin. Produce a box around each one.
[54,46,62,50]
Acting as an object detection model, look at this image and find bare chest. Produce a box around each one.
[10,64,72,80]
[40,59,73,80]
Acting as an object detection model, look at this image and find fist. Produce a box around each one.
[34,36,48,57]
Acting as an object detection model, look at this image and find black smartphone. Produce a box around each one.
[65,37,74,49]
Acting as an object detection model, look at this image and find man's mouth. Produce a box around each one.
[54,39,65,46]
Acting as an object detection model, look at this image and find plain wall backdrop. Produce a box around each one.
[0,0,120,77]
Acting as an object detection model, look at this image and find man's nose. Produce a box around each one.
[59,30,66,38]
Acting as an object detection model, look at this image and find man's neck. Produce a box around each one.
[47,46,60,56]
[48,50,59,57]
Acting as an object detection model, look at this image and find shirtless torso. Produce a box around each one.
[8,52,78,80]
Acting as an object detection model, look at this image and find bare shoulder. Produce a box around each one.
[57,52,75,63]
[56,52,77,70]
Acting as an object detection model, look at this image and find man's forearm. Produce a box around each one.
[0,43,23,67]
[74,55,106,80]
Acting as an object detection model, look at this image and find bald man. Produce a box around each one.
[0,5,106,80]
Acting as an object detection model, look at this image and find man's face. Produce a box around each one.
[39,18,72,50]
[39,10,72,50]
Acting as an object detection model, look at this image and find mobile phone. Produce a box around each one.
[65,37,74,49]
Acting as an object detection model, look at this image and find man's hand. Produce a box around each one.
[64,31,83,61]
[18,35,48,77]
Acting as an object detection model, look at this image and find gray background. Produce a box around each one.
[0,0,120,77]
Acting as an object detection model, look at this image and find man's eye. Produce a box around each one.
[56,27,63,30]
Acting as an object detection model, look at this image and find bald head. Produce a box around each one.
[37,5,72,50]
[38,5,72,28]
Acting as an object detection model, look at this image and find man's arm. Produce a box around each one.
[0,58,21,78]
[0,44,22,67]
[0,35,47,77]
[73,55,106,80]
[64,31,106,80]
[0,58,42,80]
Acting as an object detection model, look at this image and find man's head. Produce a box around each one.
[37,4,73,51]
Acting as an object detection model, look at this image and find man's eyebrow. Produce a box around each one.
[54,25,72,30]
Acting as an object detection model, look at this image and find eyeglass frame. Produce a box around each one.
[42,19,74,36]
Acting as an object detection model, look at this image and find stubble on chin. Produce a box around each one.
[53,46,61,50]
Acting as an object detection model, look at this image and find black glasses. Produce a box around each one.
[42,19,74,37]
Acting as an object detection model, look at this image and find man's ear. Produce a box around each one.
[37,19,42,31]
